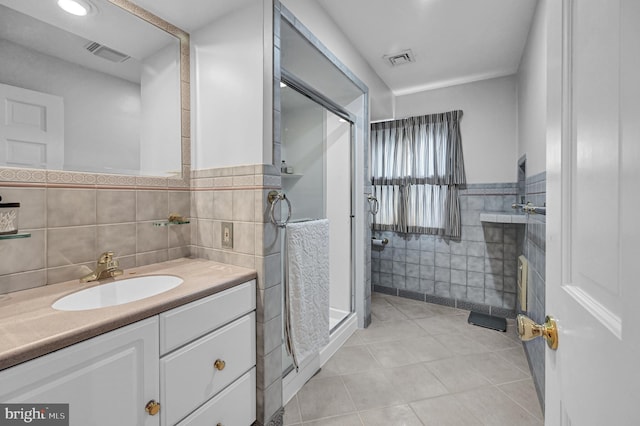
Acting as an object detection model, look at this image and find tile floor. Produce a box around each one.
[283,292,543,426]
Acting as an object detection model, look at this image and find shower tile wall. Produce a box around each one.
[520,171,546,411]
[372,183,523,317]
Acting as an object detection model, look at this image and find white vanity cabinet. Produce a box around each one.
[0,317,161,426]
[0,279,257,426]
[159,280,256,426]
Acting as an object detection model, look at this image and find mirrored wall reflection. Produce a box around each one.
[0,0,182,176]
[280,83,353,375]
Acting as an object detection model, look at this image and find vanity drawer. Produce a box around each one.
[159,280,255,354]
[177,368,256,426]
[160,312,256,426]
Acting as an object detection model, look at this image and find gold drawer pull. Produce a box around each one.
[145,400,161,416]
[214,359,226,371]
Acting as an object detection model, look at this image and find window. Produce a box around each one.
[370,110,466,238]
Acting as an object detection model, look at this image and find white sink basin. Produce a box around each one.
[52,275,183,311]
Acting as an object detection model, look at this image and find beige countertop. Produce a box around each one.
[0,258,257,371]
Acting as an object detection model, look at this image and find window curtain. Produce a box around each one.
[370,110,466,238]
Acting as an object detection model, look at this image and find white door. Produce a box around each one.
[0,83,64,169]
[545,0,640,424]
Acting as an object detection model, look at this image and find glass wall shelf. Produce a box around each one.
[153,220,190,227]
[0,233,31,240]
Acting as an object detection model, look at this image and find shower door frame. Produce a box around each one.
[279,69,357,375]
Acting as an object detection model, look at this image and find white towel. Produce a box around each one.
[284,219,330,369]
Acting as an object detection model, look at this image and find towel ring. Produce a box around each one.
[268,191,292,228]
[366,194,379,215]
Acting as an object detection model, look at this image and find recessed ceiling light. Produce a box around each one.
[57,0,95,16]
[280,82,287,88]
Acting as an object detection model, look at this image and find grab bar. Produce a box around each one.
[523,202,546,215]
[513,202,546,215]
[268,190,292,228]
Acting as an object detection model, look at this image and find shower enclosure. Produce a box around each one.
[277,8,369,401]
[279,77,355,376]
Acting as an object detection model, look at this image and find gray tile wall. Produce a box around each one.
[372,183,523,318]
[190,164,283,426]
[0,184,191,294]
[520,171,546,411]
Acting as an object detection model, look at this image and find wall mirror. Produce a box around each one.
[0,0,188,177]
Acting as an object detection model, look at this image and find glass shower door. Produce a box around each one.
[280,84,353,375]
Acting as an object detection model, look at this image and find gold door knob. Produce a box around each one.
[517,314,558,350]
[214,359,226,371]
[145,400,161,416]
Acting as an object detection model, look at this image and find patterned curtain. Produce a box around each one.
[370,110,466,238]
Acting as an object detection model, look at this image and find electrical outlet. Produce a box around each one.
[221,222,233,249]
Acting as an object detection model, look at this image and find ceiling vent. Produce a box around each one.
[383,49,416,67]
[85,42,130,63]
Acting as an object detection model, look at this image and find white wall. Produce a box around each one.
[517,0,547,176]
[395,76,518,183]
[191,0,269,170]
[280,0,394,121]
[140,42,181,176]
[0,39,141,174]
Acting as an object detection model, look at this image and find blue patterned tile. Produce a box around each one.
[467,271,485,287]
[450,240,467,255]
[373,285,397,296]
[435,252,451,268]
[406,236,421,250]
[467,242,485,257]
[420,251,435,266]
[504,276,517,293]
[435,238,451,253]
[451,269,467,285]
[467,256,485,272]
[392,274,406,289]
[379,273,393,286]
[451,254,467,270]
[486,243,504,259]
[380,259,393,273]
[451,284,467,299]
[419,234,435,250]
[406,249,421,264]
[393,261,406,276]
[406,263,420,278]
[398,289,425,301]
[467,196,485,211]
[425,294,455,307]
[483,225,504,243]
[420,279,435,294]
[484,289,503,307]
[405,276,421,291]
[464,288,486,305]
[485,258,504,275]
[435,267,450,283]
[393,247,407,261]
[435,282,451,297]
[419,265,435,280]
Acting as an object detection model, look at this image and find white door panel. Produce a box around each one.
[0,83,64,169]
[546,0,640,424]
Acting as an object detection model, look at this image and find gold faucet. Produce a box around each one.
[80,251,123,283]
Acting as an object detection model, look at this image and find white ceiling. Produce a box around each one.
[316,0,538,95]
[129,0,254,33]
[130,0,538,97]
